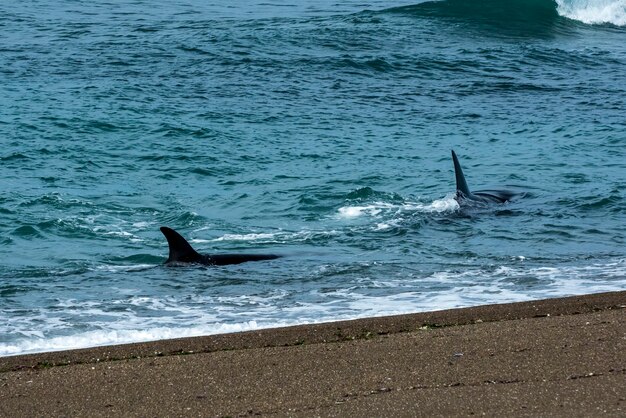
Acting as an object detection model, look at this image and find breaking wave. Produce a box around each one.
[387,0,626,27]
[556,0,626,26]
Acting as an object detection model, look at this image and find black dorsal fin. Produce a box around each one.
[451,149,472,198]
[160,226,201,263]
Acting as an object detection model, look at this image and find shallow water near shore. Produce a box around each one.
[1,0,625,356]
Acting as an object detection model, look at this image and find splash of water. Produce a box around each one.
[556,0,626,25]
[337,197,459,220]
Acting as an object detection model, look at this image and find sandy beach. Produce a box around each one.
[1,291,625,417]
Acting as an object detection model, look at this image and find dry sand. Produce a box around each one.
[1,291,625,417]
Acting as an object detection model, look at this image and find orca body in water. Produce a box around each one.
[160,226,281,266]
[451,150,520,205]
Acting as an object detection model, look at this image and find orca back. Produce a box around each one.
[160,226,281,266]
[473,189,517,203]
[451,150,520,205]
[202,253,281,266]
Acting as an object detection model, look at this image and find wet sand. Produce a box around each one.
[1,291,625,417]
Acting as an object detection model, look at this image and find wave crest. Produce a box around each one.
[387,0,626,28]
[556,0,626,26]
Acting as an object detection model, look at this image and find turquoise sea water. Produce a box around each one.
[1,0,625,355]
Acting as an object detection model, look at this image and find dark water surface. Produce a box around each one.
[1,0,625,355]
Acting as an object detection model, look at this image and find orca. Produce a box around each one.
[451,149,519,205]
[160,226,281,266]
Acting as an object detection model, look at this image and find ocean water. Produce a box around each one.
[1,0,625,356]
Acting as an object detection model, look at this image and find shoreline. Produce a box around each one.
[0,291,626,373]
[2,290,624,371]
[1,290,625,416]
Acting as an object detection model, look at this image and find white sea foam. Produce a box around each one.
[556,0,626,26]
[337,204,388,218]
[0,323,260,357]
[429,196,460,212]
[375,222,395,230]
[2,259,624,357]
[337,197,458,219]
[195,229,340,243]
[132,221,152,229]
[207,232,278,242]
[95,264,155,273]
[103,230,134,237]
